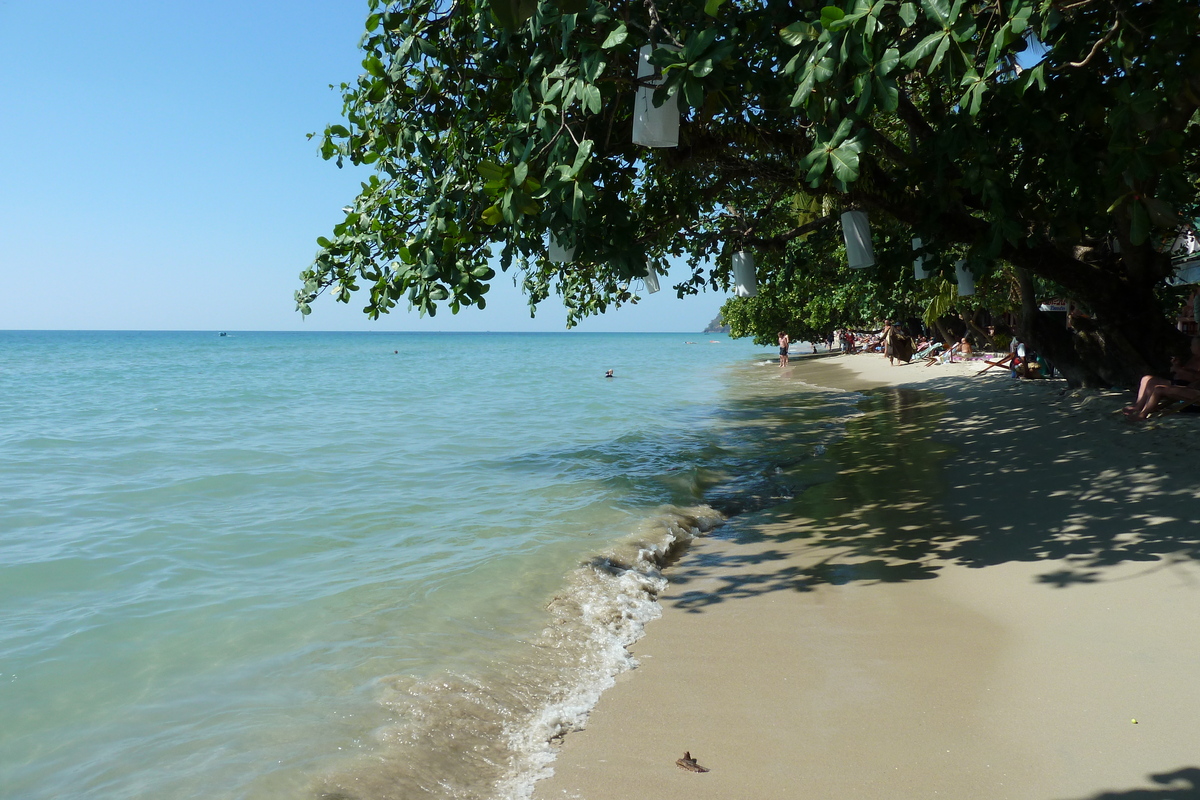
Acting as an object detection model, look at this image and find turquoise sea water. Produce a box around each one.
[0,331,848,800]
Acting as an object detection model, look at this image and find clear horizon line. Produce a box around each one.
[0,328,728,335]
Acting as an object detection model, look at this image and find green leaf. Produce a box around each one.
[570,139,594,176]
[482,205,503,226]
[829,143,861,183]
[919,0,950,27]
[814,55,836,82]
[363,56,386,77]
[570,182,587,221]
[780,21,816,45]
[477,161,508,182]
[689,57,715,78]
[491,0,538,30]
[952,14,977,41]
[928,35,951,73]
[873,75,899,111]
[512,84,533,118]
[601,23,627,49]
[582,83,602,114]
[1009,4,1031,34]
[854,77,874,114]
[1129,201,1150,245]
[1019,62,1045,95]
[820,6,846,28]
[875,46,900,75]
[704,0,727,17]
[899,2,917,26]
[512,161,528,187]
[317,236,332,248]
[684,28,719,61]
[803,149,829,184]
[791,68,817,106]
[328,124,351,138]
[901,32,943,67]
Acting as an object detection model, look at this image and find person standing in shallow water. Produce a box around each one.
[778,331,790,367]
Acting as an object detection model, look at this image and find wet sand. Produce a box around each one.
[534,353,1200,800]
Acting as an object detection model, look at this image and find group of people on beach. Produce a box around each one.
[779,318,1060,382]
[817,321,1200,421]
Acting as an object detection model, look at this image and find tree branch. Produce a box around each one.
[1052,18,1120,71]
[744,215,837,250]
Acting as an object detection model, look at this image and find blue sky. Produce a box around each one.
[0,1,728,332]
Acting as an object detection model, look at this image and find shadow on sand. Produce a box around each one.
[1072,767,1200,799]
[668,377,1200,612]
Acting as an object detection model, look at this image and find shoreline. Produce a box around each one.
[533,353,1200,800]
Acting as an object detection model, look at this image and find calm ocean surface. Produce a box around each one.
[0,331,849,800]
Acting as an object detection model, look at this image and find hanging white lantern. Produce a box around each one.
[547,233,575,263]
[643,262,661,294]
[632,45,680,148]
[912,237,931,280]
[841,210,875,268]
[732,251,757,297]
[955,260,975,296]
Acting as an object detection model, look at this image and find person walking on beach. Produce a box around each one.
[778,331,790,367]
[881,320,897,365]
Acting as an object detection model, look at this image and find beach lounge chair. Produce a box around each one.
[977,353,1017,374]
[917,343,943,366]
[914,342,940,360]
[925,342,961,367]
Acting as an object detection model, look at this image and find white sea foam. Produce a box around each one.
[502,507,723,798]
[310,507,724,800]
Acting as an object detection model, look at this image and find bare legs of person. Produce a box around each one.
[1129,383,1200,420]
[1123,375,1172,418]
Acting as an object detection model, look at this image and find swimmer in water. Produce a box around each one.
[605,369,614,378]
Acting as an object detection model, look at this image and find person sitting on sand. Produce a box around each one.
[960,337,973,358]
[1128,382,1200,420]
[1124,336,1200,418]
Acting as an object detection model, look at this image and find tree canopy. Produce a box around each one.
[298,0,1200,386]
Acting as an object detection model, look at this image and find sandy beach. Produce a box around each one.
[535,352,1200,800]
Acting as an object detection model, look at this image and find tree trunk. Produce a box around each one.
[960,308,994,349]
[1014,266,1184,389]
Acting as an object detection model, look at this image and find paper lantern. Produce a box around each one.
[732,251,757,297]
[644,262,661,294]
[841,210,875,268]
[955,260,975,296]
[912,237,931,280]
[547,234,575,263]
[632,45,680,148]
